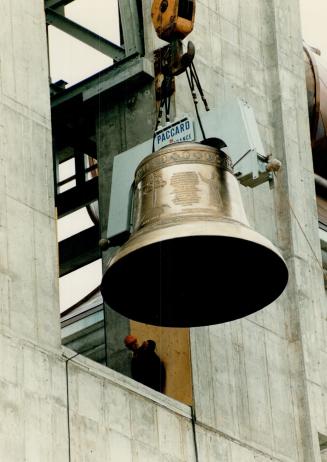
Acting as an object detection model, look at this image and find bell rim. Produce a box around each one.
[107,219,286,270]
[101,223,289,327]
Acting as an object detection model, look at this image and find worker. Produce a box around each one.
[124,335,166,393]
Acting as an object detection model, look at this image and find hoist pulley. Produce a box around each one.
[151,0,196,42]
[151,0,208,137]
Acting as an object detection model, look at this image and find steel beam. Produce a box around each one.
[51,56,154,107]
[56,176,98,217]
[118,0,144,56]
[59,225,101,276]
[46,9,125,61]
[45,0,75,9]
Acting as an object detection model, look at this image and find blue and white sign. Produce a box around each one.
[154,117,194,150]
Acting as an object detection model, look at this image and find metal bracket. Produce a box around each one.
[197,98,270,187]
[161,40,195,77]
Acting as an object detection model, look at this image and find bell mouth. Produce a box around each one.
[101,222,288,327]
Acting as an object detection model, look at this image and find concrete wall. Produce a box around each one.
[0,1,66,459]
[0,0,61,351]
[1,0,327,461]
[176,0,327,461]
[66,351,195,462]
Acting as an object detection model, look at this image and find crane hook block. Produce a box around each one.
[151,0,196,42]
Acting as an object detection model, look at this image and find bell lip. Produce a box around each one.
[106,219,286,271]
[100,222,289,328]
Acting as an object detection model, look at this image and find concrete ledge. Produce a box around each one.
[62,345,192,419]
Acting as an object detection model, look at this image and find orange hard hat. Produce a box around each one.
[124,335,137,346]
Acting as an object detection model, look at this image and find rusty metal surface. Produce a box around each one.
[86,156,99,225]
[305,45,327,172]
[151,0,195,42]
[304,45,320,140]
[304,44,327,225]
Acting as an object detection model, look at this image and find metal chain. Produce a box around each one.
[186,66,207,140]
[153,57,210,150]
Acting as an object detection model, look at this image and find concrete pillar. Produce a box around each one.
[0,0,60,351]
[96,84,157,374]
[0,1,68,461]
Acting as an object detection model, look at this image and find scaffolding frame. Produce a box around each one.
[45,0,143,60]
[46,0,153,277]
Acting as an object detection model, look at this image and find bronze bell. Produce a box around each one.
[101,142,288,327]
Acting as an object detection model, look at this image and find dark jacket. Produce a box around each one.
[131,340,166,392]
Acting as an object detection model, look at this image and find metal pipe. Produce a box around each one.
[315,173,327,191]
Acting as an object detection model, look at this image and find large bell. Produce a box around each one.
[101,142,288,327]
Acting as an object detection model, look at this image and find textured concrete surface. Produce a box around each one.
[0,0,61,351]
[181,0,327,461]
[1,0,327,461]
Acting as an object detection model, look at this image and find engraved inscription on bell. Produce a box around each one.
[139,172,169,227]
[199,171,223,208]
[132,142,248,234]
[142,172,167,194]
[170,171,200,206]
